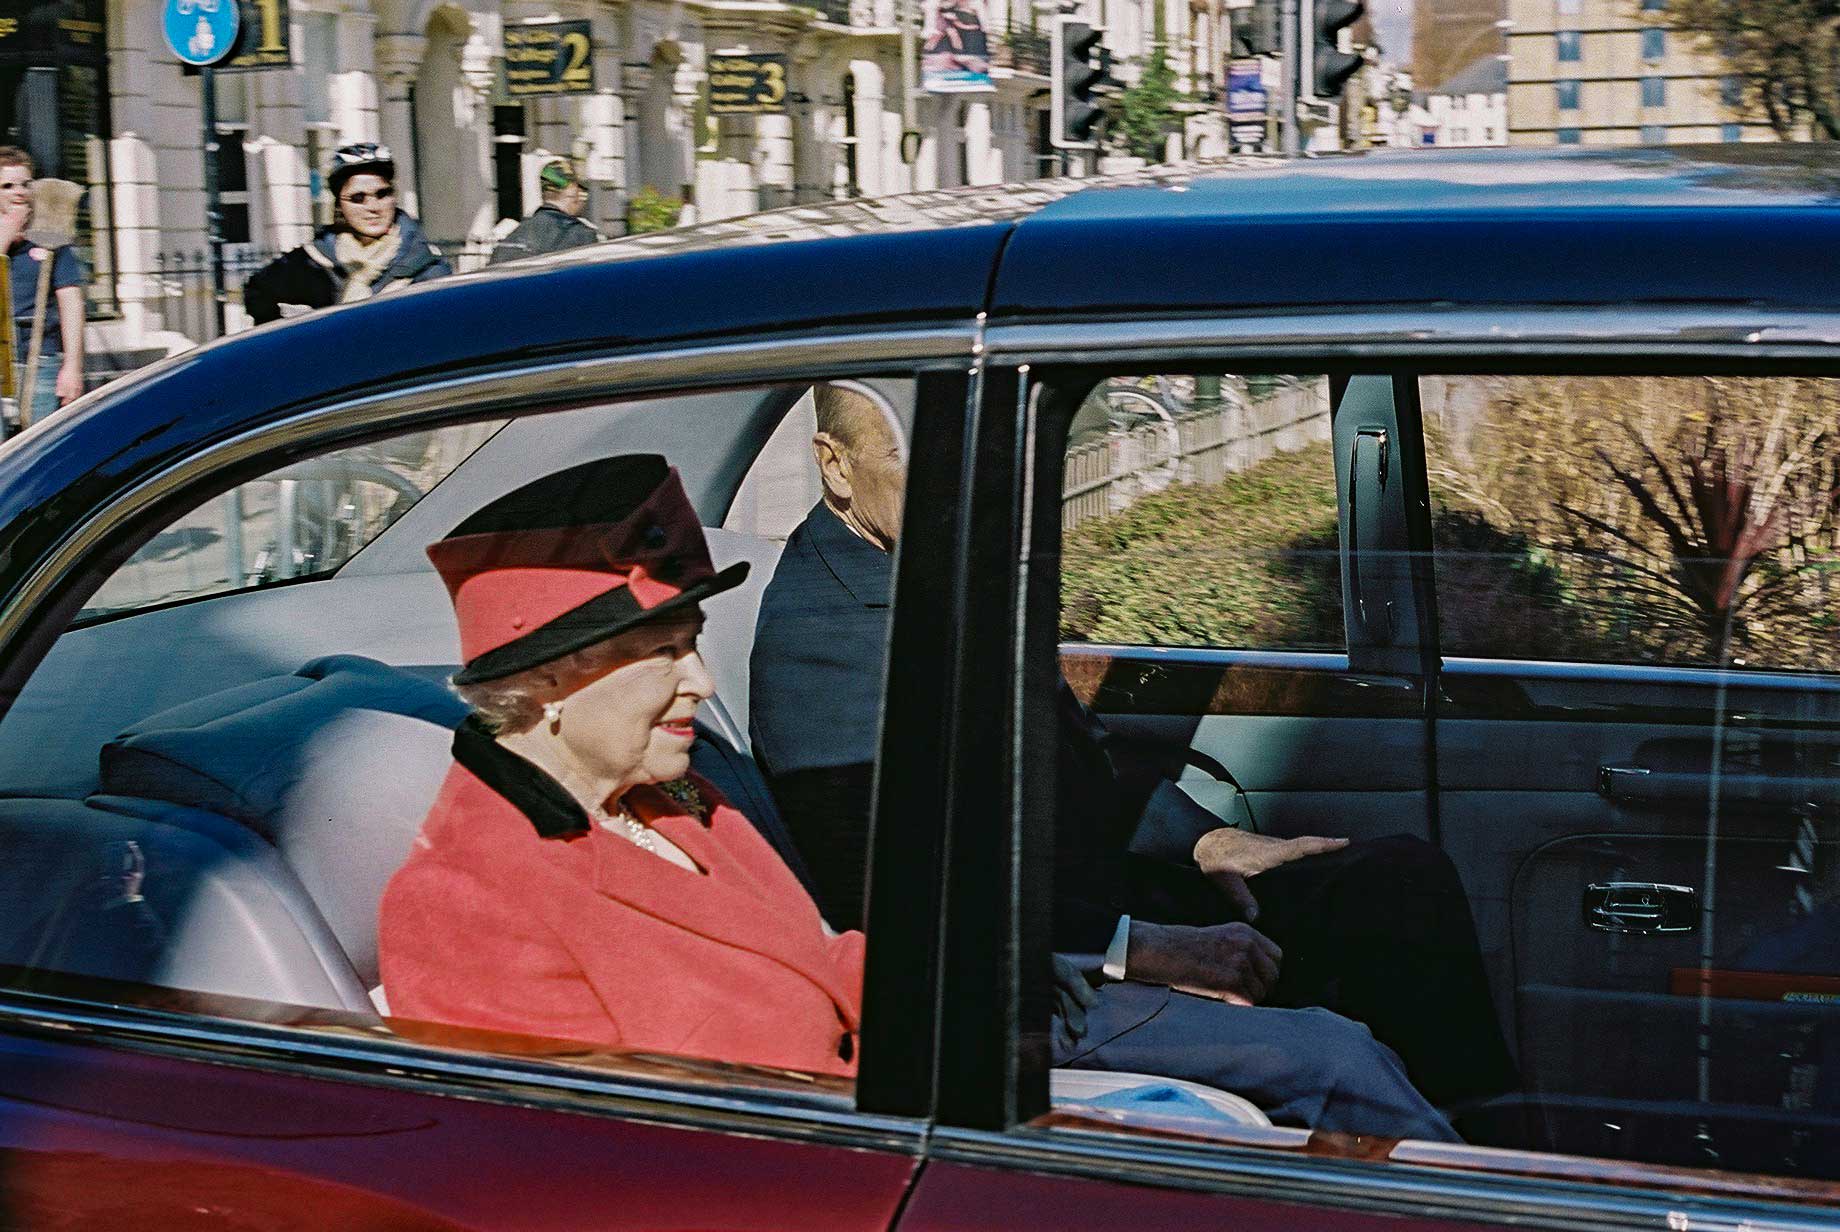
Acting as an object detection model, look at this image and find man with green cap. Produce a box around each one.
[488,156,602,264]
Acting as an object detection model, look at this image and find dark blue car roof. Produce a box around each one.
[5,143,1840,608]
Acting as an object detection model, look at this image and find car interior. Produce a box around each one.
[1,370,1835,1177]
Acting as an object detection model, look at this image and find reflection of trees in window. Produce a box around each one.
[1427,377,1840,669]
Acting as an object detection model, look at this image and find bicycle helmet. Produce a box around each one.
[328,142,396,198]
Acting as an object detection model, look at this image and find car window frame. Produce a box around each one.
[0,327,974,1153]
[928,315,1840,1228]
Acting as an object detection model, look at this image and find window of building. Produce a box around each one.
[1556,126,1582,144]
[492,103,526,224]
[1641,75,1666,107]
[1557,0,1580,11]
[1640,122,1667,143]
[1555,79,1580,110]
[1723,122,1744,142]
[1722,75,1744,107]
[1556,30,1581,61]
[1642,26,1665,61]
[1641,0,1666,8]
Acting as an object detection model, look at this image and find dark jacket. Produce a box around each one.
[488,205,600,265]
[750,501,1221,943]
[244,211,451,325]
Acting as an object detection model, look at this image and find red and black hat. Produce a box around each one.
[429,455,747,685]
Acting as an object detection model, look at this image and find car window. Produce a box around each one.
[0,378,923,1105]
[80,423,505,620]
[1060,374,1342,652]
[1020,365,1840,1192]
[1424,375,1840,671]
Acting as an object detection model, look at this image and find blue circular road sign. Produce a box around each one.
[163,0,241,67]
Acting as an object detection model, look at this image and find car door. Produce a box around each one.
[1420,367,1840,1179]
[0,345,975,1227]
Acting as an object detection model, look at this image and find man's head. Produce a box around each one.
[0,146,34,215]
[812,382,906,553]
[540,158,588,217]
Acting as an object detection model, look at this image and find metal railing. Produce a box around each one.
[151,238,496,344]
[1062,379,1331,532]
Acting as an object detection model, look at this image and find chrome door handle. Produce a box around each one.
[1584,882,1696,934]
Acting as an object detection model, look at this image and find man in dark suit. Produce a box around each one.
[751,383,1515,1112]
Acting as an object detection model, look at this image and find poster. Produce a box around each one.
[1226,57,1267,148]
[504,19,594,98]
[921,0,992,93]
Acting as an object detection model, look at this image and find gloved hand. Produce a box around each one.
[1052,952,1100,1041]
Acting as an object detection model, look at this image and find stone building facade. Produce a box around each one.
[0,0,1233,360]
[1504,0,1767,147]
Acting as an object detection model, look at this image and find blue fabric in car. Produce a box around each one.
[101,655,469,834]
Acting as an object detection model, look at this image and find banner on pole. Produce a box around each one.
[921,0,993,93]
[1227,57,1267,148]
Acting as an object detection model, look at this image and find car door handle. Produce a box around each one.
[1599,764,1840,807]
[1584,882,1697,934]
[1347,426,1395,646]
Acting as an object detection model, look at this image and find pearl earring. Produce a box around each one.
[543,701,563,732]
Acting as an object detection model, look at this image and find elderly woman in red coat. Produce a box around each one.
[378,454,862,1076]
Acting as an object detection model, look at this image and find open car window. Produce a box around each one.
[0,378,928,1110]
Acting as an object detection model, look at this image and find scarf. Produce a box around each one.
[334,224,404,303]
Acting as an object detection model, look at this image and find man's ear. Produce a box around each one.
[812,432,854,504]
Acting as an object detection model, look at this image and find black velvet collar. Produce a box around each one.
[450,715,591,839]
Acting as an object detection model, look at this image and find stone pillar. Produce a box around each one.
[846,58,885,197]
[373,31,426,218]
[964,99,997,184]
[334,10,382,142]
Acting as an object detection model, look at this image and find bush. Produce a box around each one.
[626,186,684,234]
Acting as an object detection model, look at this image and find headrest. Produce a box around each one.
[102,655,466,832]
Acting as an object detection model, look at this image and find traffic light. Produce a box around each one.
[1311,0,1365,98]
[1051,15,1107,150]
[1232,0,1280,57]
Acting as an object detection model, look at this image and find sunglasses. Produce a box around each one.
[339,186,395,206]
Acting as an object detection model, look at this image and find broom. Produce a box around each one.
[18,178,83,427]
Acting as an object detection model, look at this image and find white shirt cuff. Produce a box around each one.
[1101,914,1132,981]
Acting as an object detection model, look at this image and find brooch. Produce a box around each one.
[657,777,708,822]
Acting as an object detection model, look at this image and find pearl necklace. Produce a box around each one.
[595,805,656,854]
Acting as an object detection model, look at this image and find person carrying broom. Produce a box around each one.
[0,146,84,435]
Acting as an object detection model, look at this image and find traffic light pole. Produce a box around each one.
[1279,0,1299,154]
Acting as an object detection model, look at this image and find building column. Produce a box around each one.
[846,57,886,197]
[333,10,382,142]
[373,31,426,218]
[964,99,996,185]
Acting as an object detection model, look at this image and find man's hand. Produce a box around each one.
[1195,828,1348,882]
[1051,953,1100,1040]
[1126,920,1282,1007]
[55,357,81,406]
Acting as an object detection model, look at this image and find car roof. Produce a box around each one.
[5,144,1840,605]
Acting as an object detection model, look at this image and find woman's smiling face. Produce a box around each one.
[547,611,713,798]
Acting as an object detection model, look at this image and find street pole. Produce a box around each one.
[1279,0,1299,154]
[200,65,228,339]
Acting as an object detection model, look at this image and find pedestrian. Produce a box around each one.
[243,143,451,325]
[0,147,85,433]
[487,156,600,264]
